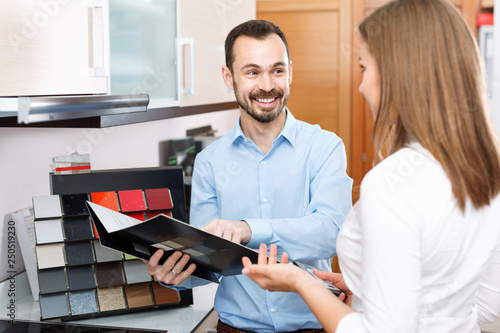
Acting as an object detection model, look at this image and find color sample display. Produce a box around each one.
[125,211,146,221]
[39,293,69,319]
[123,260,152,284]
[33,195,62,219]
[68,290,98,315]
[152,283,181,305]
[93,240,123,262]
[61,193,89,216]
[36,244,65,269]
[38,268,67,294]
[34,219,64,244]
[90,191,120,211]
[63,216,93,241]
[67,265,96,291]
[118,189,146,212]
[147,210,172,219]
[145,188,173,210]
[95,262,125,287]
[32,179,186,321]
[65,241,95,266]
[97,286,126,311]
[125,283,153,308]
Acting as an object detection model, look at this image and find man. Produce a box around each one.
[146,20,352,332]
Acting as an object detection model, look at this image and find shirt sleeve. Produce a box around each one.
[190,151,220,226]
[475,245,500,324]
[245,137,353,262]
[336,170,423,332]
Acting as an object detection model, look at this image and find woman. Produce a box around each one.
[241,0,500,332]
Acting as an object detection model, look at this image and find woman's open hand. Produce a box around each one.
[242,243,315,292]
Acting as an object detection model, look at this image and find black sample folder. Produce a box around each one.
[86,201,259,284]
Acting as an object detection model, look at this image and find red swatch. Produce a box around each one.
[91,191,119,211]
[125,212,146,221]
[145,188,173,210]
[118,190,146,212]
[146,210,172,219]
[92,223,100,239]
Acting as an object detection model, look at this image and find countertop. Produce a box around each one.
[0,271,218,333]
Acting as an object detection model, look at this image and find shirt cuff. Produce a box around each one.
[244,218,272,249]
[155,277,187,290]
[336,312,364,333]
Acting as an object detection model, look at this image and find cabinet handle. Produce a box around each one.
[181,37,195,95]
[90,0,106,77]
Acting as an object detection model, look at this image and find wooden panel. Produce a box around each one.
[338,0,352,169]
[481,0,495,7]
[257,0,340,12]
[262,10,339,130]
[258,0,351,169]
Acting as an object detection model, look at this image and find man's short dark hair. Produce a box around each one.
[225,20,290,72]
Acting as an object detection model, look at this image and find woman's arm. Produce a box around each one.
[242,244,355,333]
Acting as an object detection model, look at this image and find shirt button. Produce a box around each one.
[271,308,276,313]
[260,161,266,165]
[262,197,268,203]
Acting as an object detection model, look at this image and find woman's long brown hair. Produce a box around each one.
[358,0,500,210]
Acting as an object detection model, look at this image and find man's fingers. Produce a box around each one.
[146,249,164,274]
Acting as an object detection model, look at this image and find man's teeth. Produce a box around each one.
[257,98,275,103]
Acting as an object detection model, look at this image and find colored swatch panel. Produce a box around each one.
[63,217,94,241]
[31,172,186,320]
[91,191,119,211]
[145,188,173,210]
[125,283,153,308]
[33,195,62,219]
[61,193,89,216]
[97,286,126,312]
[34,219,64,244]
[118,190,146,212]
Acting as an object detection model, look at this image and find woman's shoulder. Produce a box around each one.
[361,143,447,198]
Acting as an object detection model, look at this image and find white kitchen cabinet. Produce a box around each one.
[178,0,256,106]
[0,0,255,124]
[0,0,109,97]
[109,0,255,109]
[109,0,177,109]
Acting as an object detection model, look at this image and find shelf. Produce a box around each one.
[0,94,149,125]
[481,0,494,8]
[0,102,238,128]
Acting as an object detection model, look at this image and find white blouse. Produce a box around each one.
[336,143,500,332]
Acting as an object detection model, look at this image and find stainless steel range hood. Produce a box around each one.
[0,94,149,124]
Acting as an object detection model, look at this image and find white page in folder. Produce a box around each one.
[87,201,142,233]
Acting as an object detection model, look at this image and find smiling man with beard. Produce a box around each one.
[145,20,353,333]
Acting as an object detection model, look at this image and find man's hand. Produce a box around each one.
[201,219,252,244]
[143,249,196,285]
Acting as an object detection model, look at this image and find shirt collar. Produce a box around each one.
[228,108,297,147]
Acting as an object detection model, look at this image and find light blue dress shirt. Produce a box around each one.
[180,110,352,332]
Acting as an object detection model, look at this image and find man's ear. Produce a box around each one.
[222,65,234,90]
[288,60,293,85]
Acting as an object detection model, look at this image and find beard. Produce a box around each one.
[233,82,290,123]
